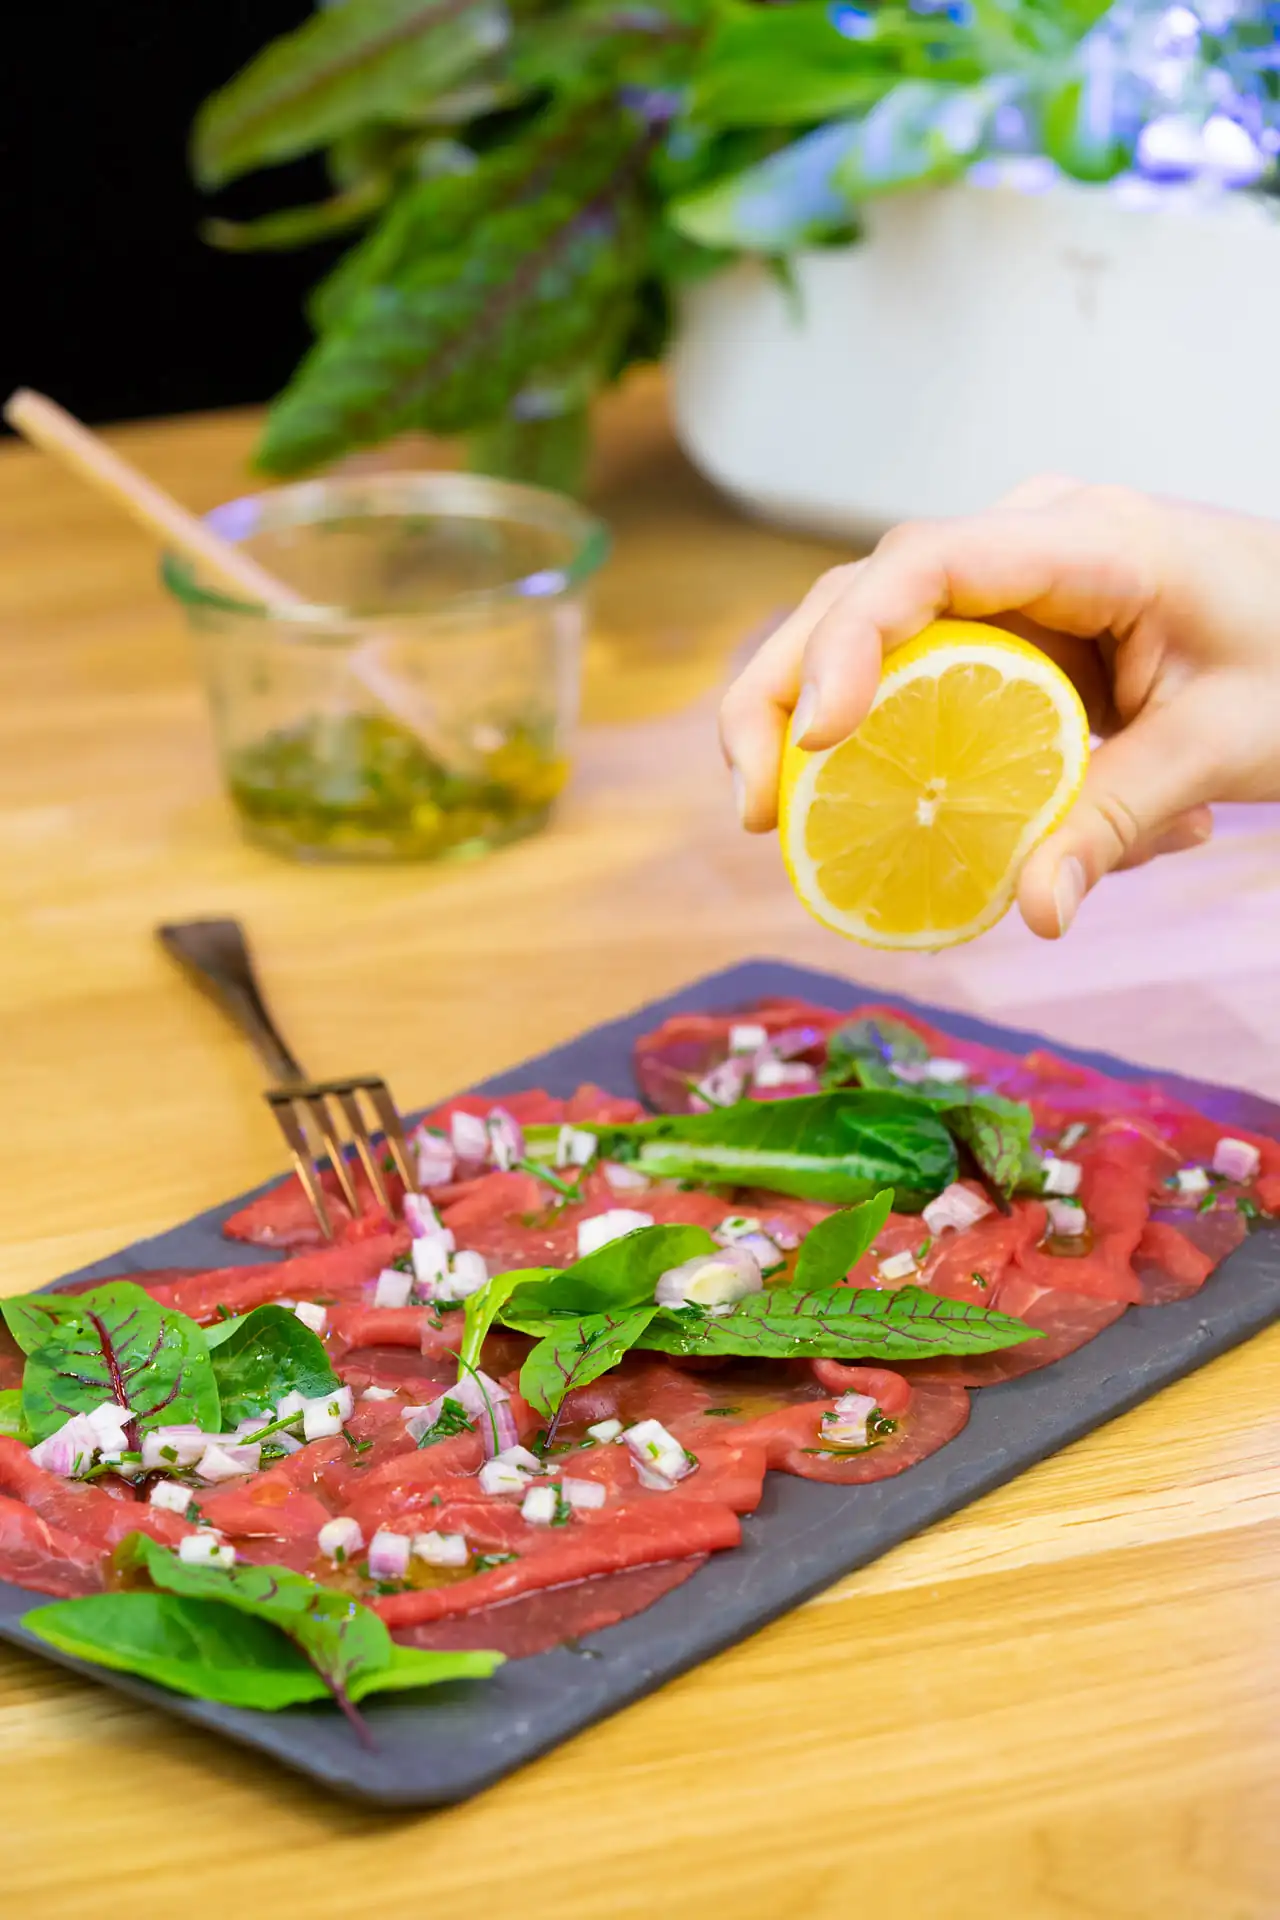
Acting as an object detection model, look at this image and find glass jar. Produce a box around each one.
[163,471,608,863]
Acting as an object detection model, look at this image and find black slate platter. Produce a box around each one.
[3,957,1279,1807]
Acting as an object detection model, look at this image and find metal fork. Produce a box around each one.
[157,918,419,1241]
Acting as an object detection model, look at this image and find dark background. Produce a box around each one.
[3,3,345,428]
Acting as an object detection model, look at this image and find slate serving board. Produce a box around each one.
[3,957,1279,1807]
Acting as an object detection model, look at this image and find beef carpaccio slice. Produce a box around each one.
[3,1014,1272,1665]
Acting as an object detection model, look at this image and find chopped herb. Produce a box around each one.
[516,1157,582,1203]
[416,1398,475,1448]
[333,1546,347,1566]
[473,1552,518,1572]
[1197,1191,1218,1214]
[430,1493,442,1507]
[427,1310,444,1330]
[373,1580,408,1596]
[550,1491,573,1527]
[869,1412,898,1438]
[382,1153,396,1173]
[916,1238,933,1261]
[342,1428,372,1454]
[390,1252,413,1274]
[215,1304,234,1321]
[970,1272,989,1290]
[1238,1196,1262,1222]
[185,1501,201,1523]
[703,1406,743,1418]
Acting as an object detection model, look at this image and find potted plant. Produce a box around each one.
[195,0,1280,528]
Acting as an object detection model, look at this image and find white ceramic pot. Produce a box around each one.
[670,178,1280,542]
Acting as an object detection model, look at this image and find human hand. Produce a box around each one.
[719,477,1280,938]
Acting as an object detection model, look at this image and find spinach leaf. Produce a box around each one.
[793,1191,893,1290]
[97,1536,502,1724]
[19,1284,221,1447]
[500,1225,717,1324]
[595,1094,957,1207]
[25,1591,500,1716]
[460,1269,544,1375]
[206,1305,340,1427]
[519,1306,658,1423]
[0,1388,29,1440]
[824,1015,930,1087]
[643,1285,1040,1362]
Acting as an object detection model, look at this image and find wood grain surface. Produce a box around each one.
[1,372,1278,1918]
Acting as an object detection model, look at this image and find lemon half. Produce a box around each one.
[779,620,1090,951]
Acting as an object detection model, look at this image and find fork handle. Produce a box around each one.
[157,919,308,1086]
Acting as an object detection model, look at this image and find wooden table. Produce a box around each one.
[2,373,1278,1918]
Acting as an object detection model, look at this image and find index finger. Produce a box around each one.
[798,493,1165,749]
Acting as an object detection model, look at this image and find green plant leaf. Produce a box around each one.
[1042,72,1130,183]
[671,119,864,250]
[519,1305,658,1420]
[193,0,511,189]
[0,1388,29,1440]
[24,1588,500,1715]
[18,1285,221,1446]
[202,176,391,254]
[590,1093,958,1207]
[792,1192,893,1290]
[499,1224,718,1325]
[644,1284,1040,1361]
[824,1014,930,1087]
[205,1305,341,1428]
[832,80,999,199]
[946,1093,1035,1195]
[460,1269,539,1374]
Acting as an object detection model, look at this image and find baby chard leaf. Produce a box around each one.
[792,1191,893,1290]
[519,1306,658,1426]
[18,1284,221,1448]
[206,1305,341,1427]
[644,1285,1040,1362]
[500,1225,716,1326]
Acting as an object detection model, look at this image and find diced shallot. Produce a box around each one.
[30,1414,100,1478]
[713,1214,761,1245]
[302,1386,353,1441]
[1213,1136,1261,1182]
[373,1267,414,1310]
[624,1419,693,1488]
[729,1022,768,1055]
[587,1418,623,1444]
[822,1391,878,1449]
[179,1530,235,1570]
[450,1110,491,1166]
[1046,1198,1087,1238]
[520,1484,560,1526]
[733,1231,785,1276]
[555,1125,598,1170]
[412,1127,456,1189]
[487,1108,525,1172]
[293,1300,327,1335]
[440,1250,488,1300]
[361,1385,398,1402]
[411,1232,454,1289]
[196,1442,261,1483]
[86,1402,131,1450]
[1176,1166,1210,1196]
[561,1477,606,1510]
[695,1057,749,1108]
[413,1530,469,1568]
[603,1159,649,1193]
[1041,1156,1082,1197]
[141,1424,208,1471]
[576,1209,654,1258]
[367,1528,411,1579]
[877,1250,918,1282]
[403,1192,441,1238]
[276,1391,305,1418]
[922,1182,993,1237]
[478,1458,530,1496]
[752,1059,817,1091]
[148,1480,193,1515]
[654,1244,763,1310]
[762,1217,802,1252]
[318,1516,364,1562]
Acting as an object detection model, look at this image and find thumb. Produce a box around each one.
[1017,698,1218,938]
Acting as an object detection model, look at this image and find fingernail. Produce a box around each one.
[732,765,748,825]
[1054,855,1087,935]
[792,681,819,745]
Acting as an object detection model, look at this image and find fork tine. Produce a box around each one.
[266,1093,336,1243]
[332,1086,391,1212]
[361,1078,419,1195]
[305,1093,361,1214]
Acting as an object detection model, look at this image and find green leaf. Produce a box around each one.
[593,1094,958,1208]
[832,81,998,199]
[499,1224,718,1325]
[2,1292,95,1357]
[193,0,511,189]
[824,1014,930,1087]
[1042,74,1130,184]
[0,1388,29,1440]
[256,96,653,475]
[114,1536,501,1713]
[793,1192,893,1290]
[460,1269,536,1375]
[202,176,390,254]
[18,1285,220,1446]
[671,119,864,251]
[206,1305,341,1427]
[644,1284,1040,1362]
[24,1590,500,1714]
[519,1305,658,1420]
[946,1093,1034,1195]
